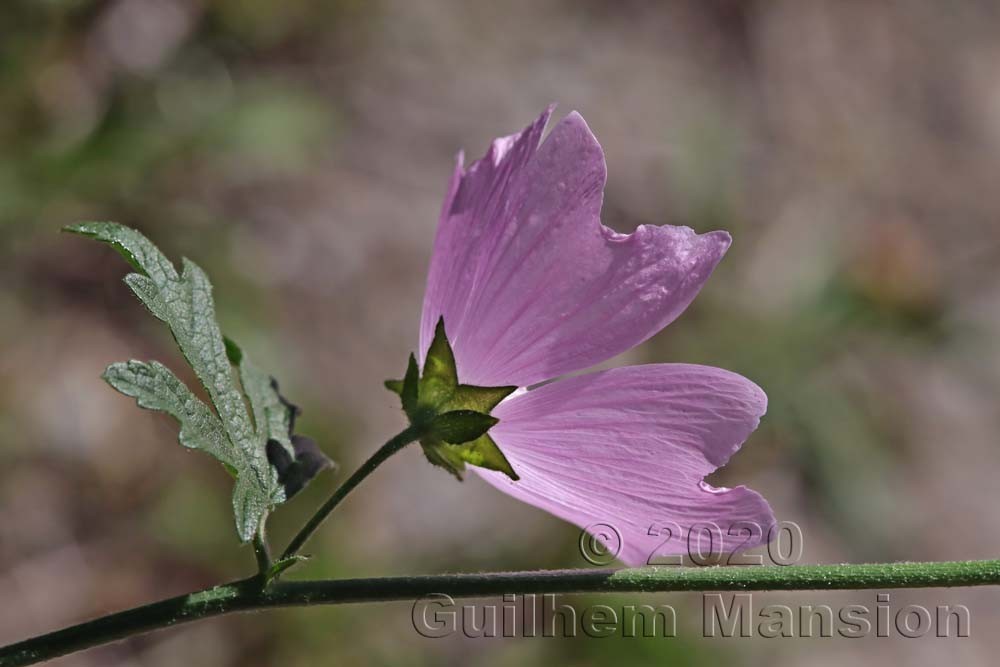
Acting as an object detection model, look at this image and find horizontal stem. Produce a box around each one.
[3,559,999,666]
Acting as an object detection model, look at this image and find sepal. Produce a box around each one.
[385,317,518,480]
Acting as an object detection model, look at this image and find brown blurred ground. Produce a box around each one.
[2,1,1000,665]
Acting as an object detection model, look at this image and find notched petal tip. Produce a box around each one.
[598,222,729,253]
[478,106,556,169]
[558,110,602,153]
[706,229,733,251]
[544,110,607,181]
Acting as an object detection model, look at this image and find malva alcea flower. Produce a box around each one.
[414,106,774,566]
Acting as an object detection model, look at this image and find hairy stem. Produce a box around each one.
[280,426,421,560]
[252,531,272,574]
[2,559,999,666]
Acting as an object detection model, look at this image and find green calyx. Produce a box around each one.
[385,318,519,481]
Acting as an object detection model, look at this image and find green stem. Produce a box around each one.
[252,531,272,575]
[279,426,421,560]
[2,560,999,666]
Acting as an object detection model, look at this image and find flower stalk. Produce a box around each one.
[279,425,422,560]
[3,560,999,666]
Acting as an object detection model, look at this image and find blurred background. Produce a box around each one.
[2,0,1000,665]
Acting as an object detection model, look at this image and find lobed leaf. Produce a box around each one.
[227,337,334,501]
[68,222,332,541]
[103,360,236,470]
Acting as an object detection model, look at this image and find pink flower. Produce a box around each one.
[419,107,774,566]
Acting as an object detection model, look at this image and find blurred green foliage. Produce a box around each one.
[0,0,338,243]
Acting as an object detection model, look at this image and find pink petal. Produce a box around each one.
[475,364,775,567]
[420,108,731,387]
